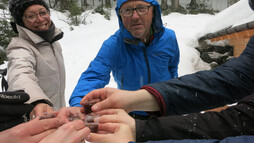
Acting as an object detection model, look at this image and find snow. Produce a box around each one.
[0,0,253,106]
[198,0,254,36]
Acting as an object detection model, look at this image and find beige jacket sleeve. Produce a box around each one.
[6,38,53,106]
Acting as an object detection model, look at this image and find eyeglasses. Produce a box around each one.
[23,10,50,23]
[119,5,153,17]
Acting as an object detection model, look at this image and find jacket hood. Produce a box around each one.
[115,0,163,40]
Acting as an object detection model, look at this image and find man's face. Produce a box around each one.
[120,0,153,42]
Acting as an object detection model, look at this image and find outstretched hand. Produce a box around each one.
[80,87,160,113]
[88,123,135,143]
[97,109,136,137]
[30,103,54,119]
[57,107,85,122]
[0,118,64,143]
[40,120,90,143]
[80,87,135,113]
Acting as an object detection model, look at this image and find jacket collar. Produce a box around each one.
[16,24,63,44]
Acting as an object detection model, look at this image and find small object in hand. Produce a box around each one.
[86,122,98,133]
[39,112,56,120]
[83,99,98,114]
[84,113,100,133]
[68,113,80,122]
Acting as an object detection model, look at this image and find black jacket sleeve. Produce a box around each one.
[134,136,254,143]
[142,36,254,116]
[136,93,254,142]
[0,91,34,131]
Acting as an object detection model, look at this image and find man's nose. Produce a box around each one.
[132,10,140,19]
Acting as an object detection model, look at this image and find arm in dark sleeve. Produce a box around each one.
[142,36,254,116]
[136,93,254,142]
[133,136,254,143]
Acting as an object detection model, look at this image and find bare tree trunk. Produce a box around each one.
[99,0,104,12]
[189,0,198,9]
[59,0,69,10]
[171,0,179,11]
[161,0,167,11]
[105,0,111,8]
[190,0,198,8]
[84,0,88,6]
[190,0,197,6]
[81,0,88,6]
[80,0,88,11]
[48,0,52,8]
[53,0,60,8]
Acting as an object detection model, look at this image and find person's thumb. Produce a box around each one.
[92,99,112,112]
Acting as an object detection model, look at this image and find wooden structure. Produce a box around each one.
[199,21,254,112]
[200,21,254,57]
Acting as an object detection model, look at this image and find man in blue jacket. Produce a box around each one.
[69,0,180,119]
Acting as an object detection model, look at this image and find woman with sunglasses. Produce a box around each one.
[6,0,66,118]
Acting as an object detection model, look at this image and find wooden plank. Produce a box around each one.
[210,29,254,41]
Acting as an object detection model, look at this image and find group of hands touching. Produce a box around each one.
[6,87,153,143]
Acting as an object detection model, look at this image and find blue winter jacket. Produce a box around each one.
[69,0,180,107]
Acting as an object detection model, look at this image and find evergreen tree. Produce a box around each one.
[0,4,17,64]
[68,0,82,26]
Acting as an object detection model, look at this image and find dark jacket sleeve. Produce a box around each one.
[0,91,34,131]
[133,136,254,143]
[142,36,254,116]
[136,93,254,142]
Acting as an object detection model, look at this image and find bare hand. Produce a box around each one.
[97,109,136,137]
[81,87,159,113]
[0,118,64,143]
[81,88,136,113]
[88,123,135,143]
[40,120,90,143]
[57,107,85,122]
[30,103,54,119]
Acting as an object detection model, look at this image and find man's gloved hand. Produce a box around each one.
[0,91,34,131]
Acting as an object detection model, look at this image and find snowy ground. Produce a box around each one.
[1,0,253,106]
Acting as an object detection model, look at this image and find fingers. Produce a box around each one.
[91,99,113,112]
[97,109,120,116]
[97,109,126,123]
[30,103,54,118]
[57,120,90,143]
[88,123,120,142]
[39,120,90,143]
[57,107,85,122]
[81,88,119,111]
[68,120,87,132]
[81,88,107,102]
[29,118,65,135]
[33,128,58,142]
[96,109,135,135]
[98,123,120,133]
[88,133,109,143]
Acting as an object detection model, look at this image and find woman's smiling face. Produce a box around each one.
[22,5,51,31]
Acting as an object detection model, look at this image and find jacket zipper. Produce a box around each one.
[142,47,151,84]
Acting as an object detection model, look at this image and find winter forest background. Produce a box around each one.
[1,0,253,106]
[0,0,240,65]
